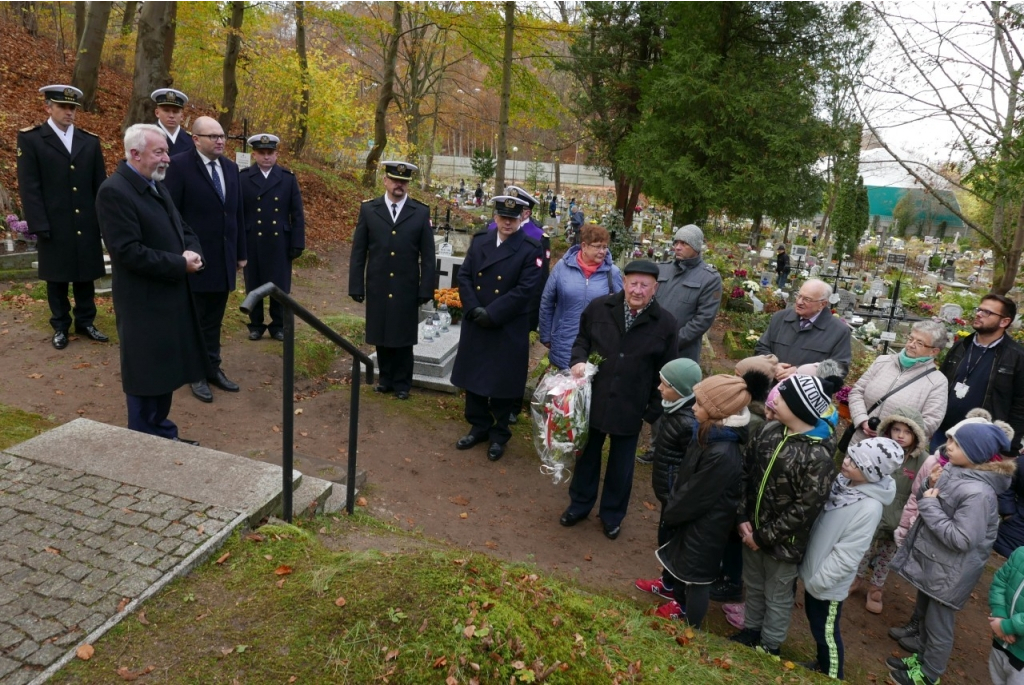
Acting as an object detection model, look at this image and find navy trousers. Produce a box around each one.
[47,280,96,332]
[126,393,177,440]
[804,591,844,680]
[464,391,516,444]
[376,345,414,393]
[567,428,640,527]
[193,291,229,373]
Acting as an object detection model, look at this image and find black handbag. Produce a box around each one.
[836,367,937,454]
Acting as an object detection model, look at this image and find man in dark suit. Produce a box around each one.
[348,161,435,400]
[164,115,247,403]
[16,84,109,350]
[151,88,195,157]
[241,133,305,341]
[95,124,207,441]
[451,196,545,461]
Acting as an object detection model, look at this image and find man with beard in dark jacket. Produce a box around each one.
[559,260,678,540]
[934,293,1024,452]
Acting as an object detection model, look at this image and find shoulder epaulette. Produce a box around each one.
[362,198,373,203]
[705,263,718,272]
[407,197,427,208]
[280,167,294,175]
[79,128,99,138]
[473,229,489,238]
[19,125,40,133]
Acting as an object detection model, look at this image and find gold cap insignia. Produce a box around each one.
[260,135,270,143]
[504,198,516,209]
[509,188,519,197]
[64,88,75,99]
[397,164,407,174]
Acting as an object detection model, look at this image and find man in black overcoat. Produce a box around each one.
[348,161,435,400]
[16,84,109,349]
[151,88,196,157]
[95,124,207,441]
[164,116,247,403]
[450,196,545,462]
[241,133,305,341]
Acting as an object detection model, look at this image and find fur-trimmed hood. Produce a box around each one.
[959,458,1018,477]
[878,406,928,457]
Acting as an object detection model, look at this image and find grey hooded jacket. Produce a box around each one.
[655,257,722,363]
[891,458,1015,610]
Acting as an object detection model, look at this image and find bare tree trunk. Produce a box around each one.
[122,1,177,131]
[363,1,402,187]
[553,157,560,195]
[494,1,514,194]
[74,1,86,47]
[12,2,39,36]
[72,1,113,112]
[121,1,137,34]
[292,1,310,156]
[218,1,245,132]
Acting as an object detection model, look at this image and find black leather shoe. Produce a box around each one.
[52,330,69,350]
[191,380,213,403]
[374,384,393,394]
[174,437,200,446]
[559,509,587,527]
[603,522,621,540]
[209,370,239,392]
[248,330,263,341]
[77,325,109,342]
[456,434,485,450]
[395,390,410,400]
[272,331,285,341]
[508,413,518,425]
[487,442,505,461]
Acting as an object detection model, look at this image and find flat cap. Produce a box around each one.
[623,260,660,277]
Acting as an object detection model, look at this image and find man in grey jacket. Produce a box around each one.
[655,224,722,363]
[755,278,852,379]
[637,224,721,465]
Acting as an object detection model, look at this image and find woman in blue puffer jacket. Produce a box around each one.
[538,224,623,369]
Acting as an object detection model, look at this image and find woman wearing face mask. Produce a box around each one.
[847,320,949,447]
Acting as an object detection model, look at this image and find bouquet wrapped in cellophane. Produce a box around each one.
[531,360,599,485]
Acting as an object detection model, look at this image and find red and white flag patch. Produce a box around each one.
[535,257,543,267]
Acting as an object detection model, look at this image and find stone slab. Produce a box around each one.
[5,419,285,523]
[289,476,332,518]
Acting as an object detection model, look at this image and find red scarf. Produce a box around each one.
[576,252,600,279]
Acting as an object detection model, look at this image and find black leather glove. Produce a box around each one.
[350,294,364,303]
[472,307,494,329]
[288,247,304,261]
[465,306,483,322]
[417,297,431,306]
[34,231,50,241]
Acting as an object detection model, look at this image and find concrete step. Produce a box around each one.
[6,418,290,526]
[288,474,333,518]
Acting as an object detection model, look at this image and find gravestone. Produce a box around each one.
[939,303,963,321]
[435,254,465,290]
[837,289,858,313]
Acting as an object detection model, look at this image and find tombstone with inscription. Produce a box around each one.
[837,289,858,314]
[435,254,465,290]
[939,303,963,321]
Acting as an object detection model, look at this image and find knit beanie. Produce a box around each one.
[735,355,778,381]
[694,375,751,420]
[944,416,988,439]
[847,437,905,482]
[953,423,1010,464]
[765,383,781,414]
[660,358,702,399]
[777,374,840,427]
[672,224,704,253]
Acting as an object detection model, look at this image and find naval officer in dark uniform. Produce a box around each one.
[451,195,545,461]
[348,161,436,400]
[16,84,108,349]
[241,134,305,341]
[151,88,195,157]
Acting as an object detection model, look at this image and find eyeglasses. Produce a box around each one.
[904,337,936,349]
[795,294,825,303]
[195,134,226,141]
[585,244,609,252]
[976,306,1007,318]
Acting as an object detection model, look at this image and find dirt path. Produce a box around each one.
[0,245,993,684]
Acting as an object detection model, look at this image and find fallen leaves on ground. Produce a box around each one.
[356,496,367,507]
[245,533,265,543]
[274,565,293,576]
[385,648,399,661]
[72,362,91,369]
[432,656,447,669]
[137,611,150,626]
[75,644,94,660]
[115,665,155,681]
[44,546,60,555]
[334,596,347,607]
[116,597,130,612]
[449,495,470,506]
[215,553,230,564]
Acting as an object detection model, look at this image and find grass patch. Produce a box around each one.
[0,268,39,281]
[0,404,56,450]
[55,517,822,684]
[286,313,366,379]
[292,249,326,269]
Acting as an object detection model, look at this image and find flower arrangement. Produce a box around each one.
[733,269,748,278]
[745,329,759,343]
[730,286,746,299]
[834,385,852,420]
[742,280,760,294]
[433,288,462,323]
[5,214,31,238]
[531,352,604,484]
[854,321,882,346]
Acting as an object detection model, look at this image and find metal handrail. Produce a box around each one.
[240,282,375,521]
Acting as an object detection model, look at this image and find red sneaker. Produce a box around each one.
[634,577,675,600]
[654,600,685,620]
